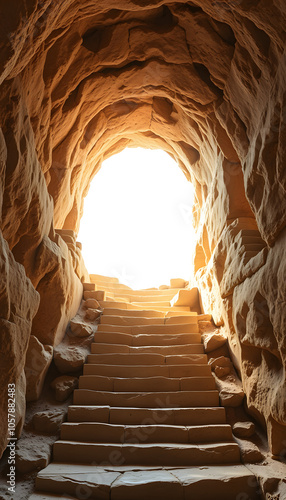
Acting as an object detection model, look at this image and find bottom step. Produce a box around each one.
[34,464,260,500]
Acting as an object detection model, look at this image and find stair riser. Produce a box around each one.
[97,324,198,334]
[99,301,191,312]
[79,376,216,392]
[53,442,241,466]
[83,364,212,378]
[60,423,233,444]
[91,343,205,355]
[87,353,207,365]
[93,332,201,346]
[100,316,198,326]
[67,406,227,426]
[102,308,165,318]
[73,389,220,408]
[102,308,196,318]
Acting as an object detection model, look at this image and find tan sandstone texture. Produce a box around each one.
[0,0,285,468]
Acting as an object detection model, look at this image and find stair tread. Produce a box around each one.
[91,342,204,354]
[97,324,198,334]
[34,464,259,500]
[87,353,207,365]
[93,332,201,346]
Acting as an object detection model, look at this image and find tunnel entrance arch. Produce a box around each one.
[78,147,196,289]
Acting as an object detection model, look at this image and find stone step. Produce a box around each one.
[105,289,181,298]
[67,405,227,425]
[87,352,207,366]
[102,308,197,317]
[79,375,216,392]
[110,294,176,303]
[102,307,166,317]
[83,363,212,378]
[97,323,198,334]
[99,301,191,312]
[93,332,201,346]
[91,342,204,355]
[131,301,171,308]
[60,422,233,444]
[73,389,219,407]
[100,315,198,326]
[34,464,260,500]
[53,441,240,466]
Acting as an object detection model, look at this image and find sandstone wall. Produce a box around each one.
[0,0,285,455]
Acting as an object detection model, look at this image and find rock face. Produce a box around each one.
[0,0,285,457]
[25,336,53,402]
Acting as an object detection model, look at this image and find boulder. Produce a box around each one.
[170,288,200,312]
[233,422,256,439]
[33,410,66,434]
[15,440,52,474]
[202,331,227,353]
[50,376,78,402]
[84,298,101,310]
[234,437,264,464]
[70,318,93,337]
[54,346,87,373]
[85,308,102,321]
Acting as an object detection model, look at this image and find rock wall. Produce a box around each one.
[0,0,285,456]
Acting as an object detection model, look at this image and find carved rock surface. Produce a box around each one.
[0,0,285,458]
[25,336,53,402]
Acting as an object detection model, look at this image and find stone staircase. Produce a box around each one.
[30,276,260,500]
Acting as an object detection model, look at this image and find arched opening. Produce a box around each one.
[78,148,195,289]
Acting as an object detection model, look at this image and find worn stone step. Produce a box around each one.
[100,315,198,326]
[73,389,219,407]
[102,308,197,318]
[34,464,260,500]
[79,375,216,392]
[102,307,165,317]
[53,441,240,465]
[67,405,227,426]
[91,342,204,355]
[111,289,180,297]
[83,363,212,378]
[131,301,171,308]
[99,301,191,312]
[60,422,233,444]
[111,294,176,303]
[110,287,181,295]
[94,332,201,346]
[87,353,207,366]
[97,323,198,334]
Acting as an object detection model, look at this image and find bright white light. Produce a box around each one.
[78,148,195,289]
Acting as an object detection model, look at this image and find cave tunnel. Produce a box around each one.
[0,1,285,498]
